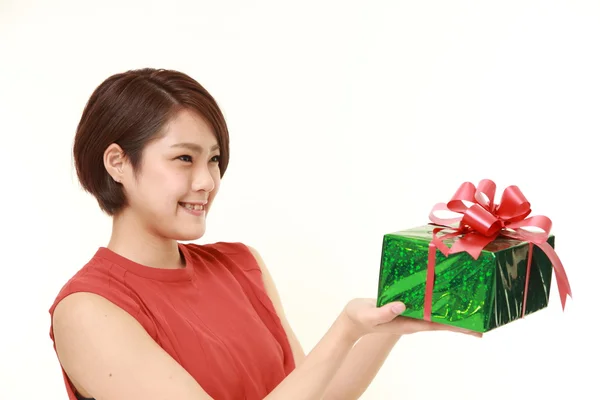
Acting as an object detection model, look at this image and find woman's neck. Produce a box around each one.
[107,210,184,270]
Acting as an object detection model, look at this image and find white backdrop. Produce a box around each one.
[1,1,597,399]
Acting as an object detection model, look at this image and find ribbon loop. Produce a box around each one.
[475,179,496,210]
[496,185,531,221]
[448,182,477,213]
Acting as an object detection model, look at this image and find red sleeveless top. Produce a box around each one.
[48,241,296,400]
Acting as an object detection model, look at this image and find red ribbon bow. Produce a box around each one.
[423,179,572,322]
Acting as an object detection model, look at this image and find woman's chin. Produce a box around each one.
[175,228,206,242]
[163,221,207,242]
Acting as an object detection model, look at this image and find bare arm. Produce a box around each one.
[321,333,401,400]
[265,315,357,400]
[53,293,214,400]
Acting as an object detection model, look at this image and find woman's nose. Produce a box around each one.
[191,167,215,192]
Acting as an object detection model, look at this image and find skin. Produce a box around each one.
[52,108,481,400]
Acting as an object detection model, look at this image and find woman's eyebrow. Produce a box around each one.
[170,142,220,152]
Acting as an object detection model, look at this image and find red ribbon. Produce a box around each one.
[423,179,572,322]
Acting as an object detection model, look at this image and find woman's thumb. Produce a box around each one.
[376,302,406,324]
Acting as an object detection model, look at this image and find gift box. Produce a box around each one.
[376,180,572,333]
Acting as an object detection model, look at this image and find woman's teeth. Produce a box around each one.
[180,203,204,211]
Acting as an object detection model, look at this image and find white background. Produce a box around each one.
[1,1,597,399]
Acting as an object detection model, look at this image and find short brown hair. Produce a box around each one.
[73,68,230,216]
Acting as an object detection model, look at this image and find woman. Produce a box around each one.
[49,68,478,400]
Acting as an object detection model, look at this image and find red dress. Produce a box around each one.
[48,242,296,400]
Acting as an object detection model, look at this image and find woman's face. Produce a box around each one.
[118,109,222,241]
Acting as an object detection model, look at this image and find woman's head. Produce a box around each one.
[73,68,229,241]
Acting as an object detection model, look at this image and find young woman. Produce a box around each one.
[49,68,479,400]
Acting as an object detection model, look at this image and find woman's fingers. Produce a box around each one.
[375,315,483,337]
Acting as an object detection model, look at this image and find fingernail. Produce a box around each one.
[391,304,405,314]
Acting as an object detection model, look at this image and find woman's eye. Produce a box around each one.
[211,155,221,163]
[178,155,193,163]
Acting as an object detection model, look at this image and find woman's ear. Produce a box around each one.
[103,143,127,183]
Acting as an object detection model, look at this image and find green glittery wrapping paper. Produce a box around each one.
[376,224,554,333]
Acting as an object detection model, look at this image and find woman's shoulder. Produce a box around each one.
[182,240,251,255]
[48,249,144,328]
[182,241,261,271]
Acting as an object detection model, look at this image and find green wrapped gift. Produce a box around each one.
[376,224,555,333]
[376,179,572,333]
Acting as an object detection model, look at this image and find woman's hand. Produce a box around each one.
[341,298,483,341]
